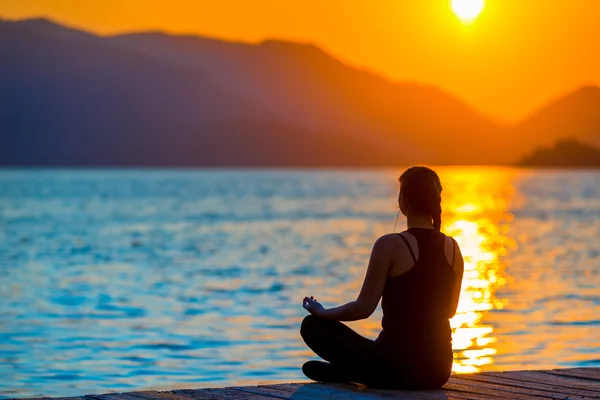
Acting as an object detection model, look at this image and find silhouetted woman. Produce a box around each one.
[301,166,464,389]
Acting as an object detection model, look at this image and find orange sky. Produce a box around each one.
[2,0,599,122]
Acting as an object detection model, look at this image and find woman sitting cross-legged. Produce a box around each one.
[300,166,464,390]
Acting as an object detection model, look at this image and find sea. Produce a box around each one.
[0,168,599,398]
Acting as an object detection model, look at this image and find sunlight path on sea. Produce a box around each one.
[441,168,516,373]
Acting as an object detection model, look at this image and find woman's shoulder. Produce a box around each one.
[373,233,408,254]
[375,233,401,244]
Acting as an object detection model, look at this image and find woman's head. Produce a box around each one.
[398,166,443,230]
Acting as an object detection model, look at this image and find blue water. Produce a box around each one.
[0,168,599,398]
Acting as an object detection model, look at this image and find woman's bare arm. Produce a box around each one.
[448,239,464,318]
[306,234,395,321]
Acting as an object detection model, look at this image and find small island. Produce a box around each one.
[517,138,600,168]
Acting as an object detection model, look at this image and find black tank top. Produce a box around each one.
[376,228,456,364]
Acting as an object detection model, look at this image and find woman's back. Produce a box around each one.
[377,228,456,364]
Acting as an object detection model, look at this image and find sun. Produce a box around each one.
[451,0,485,23]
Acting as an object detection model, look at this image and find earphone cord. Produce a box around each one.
[393,209,400,233]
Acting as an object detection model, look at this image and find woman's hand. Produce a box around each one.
[303,296,325,317]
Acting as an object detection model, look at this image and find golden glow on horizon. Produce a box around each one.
[451,0,485,23]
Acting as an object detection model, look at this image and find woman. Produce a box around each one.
[300,166,464,390]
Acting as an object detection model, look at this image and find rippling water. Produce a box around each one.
[0,168,599,398]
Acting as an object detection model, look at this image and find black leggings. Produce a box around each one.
[300,315,451,390]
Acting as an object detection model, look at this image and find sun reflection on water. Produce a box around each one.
[440,168,517,373]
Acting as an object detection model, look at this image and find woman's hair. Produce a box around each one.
[399,166,443,231]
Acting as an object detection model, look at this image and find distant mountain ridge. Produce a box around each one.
[1,18,599,166]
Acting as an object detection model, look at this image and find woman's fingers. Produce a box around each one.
[303,296,321,315]
[303,296,318,313]
[303,297,312,309]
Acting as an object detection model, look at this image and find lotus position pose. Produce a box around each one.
[301,166,464,390]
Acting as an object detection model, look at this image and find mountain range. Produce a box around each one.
[1,18,599,166]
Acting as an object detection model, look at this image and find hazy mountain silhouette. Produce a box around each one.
[1,18,599,166]
[110,32,499,164]
[517,138,600,167]
[0,18,287,166]
[512,86,600,150]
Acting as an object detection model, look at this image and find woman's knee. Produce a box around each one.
[300,315,319,341]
